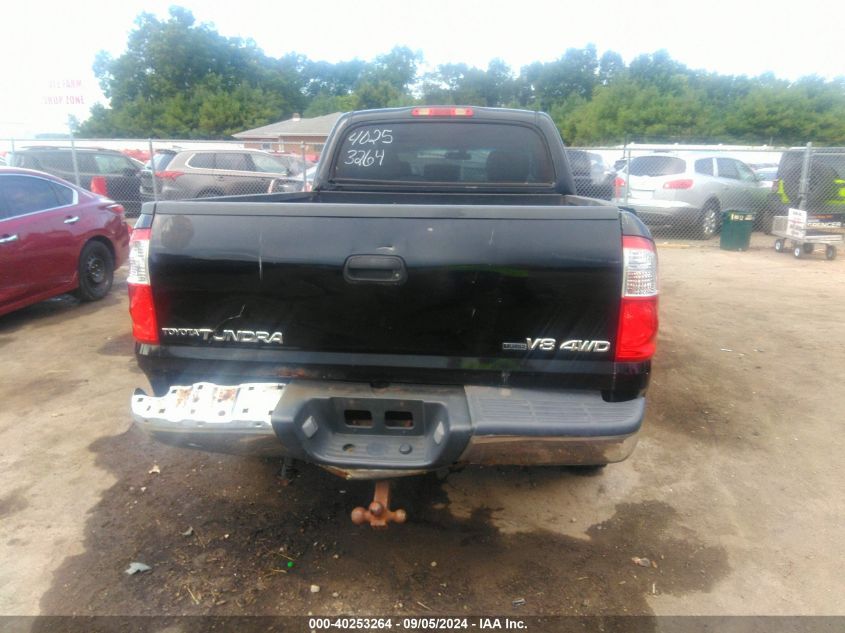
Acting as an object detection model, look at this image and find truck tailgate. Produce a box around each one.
[147,202,622,389]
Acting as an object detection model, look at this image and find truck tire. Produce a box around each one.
[75,241,114,301]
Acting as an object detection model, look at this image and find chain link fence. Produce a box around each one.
[568,145,787,242]
[2,138,843,250]
[1,138,322,217]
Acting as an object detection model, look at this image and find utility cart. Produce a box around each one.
[772,209,842,260]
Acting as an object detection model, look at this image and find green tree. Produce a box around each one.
[81,17,845,147]
[303,94,361,118]
[303,59,367,97]
[522,44,600,111]
[80,7,304,137]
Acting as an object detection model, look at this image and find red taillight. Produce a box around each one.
[128,285,159,344]
[90,176,108,195]
[411,107,474,117]
[127,227,159,344]
[106,203,125,216]
[155,170,184,181]
[616,236,658,362]
[614,177,626,197]
[616,298,659,362]
[663,179,693,190]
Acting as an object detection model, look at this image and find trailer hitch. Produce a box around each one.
[351,480,407,528]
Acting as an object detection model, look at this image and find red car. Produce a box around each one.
[0,167,130,317]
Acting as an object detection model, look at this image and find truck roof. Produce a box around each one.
[336,105,551,126]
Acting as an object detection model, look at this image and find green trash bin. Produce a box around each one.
[720,211,756,251]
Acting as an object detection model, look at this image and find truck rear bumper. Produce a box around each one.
[131,380,644,478]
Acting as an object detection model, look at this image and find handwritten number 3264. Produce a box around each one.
[345,149,385,167]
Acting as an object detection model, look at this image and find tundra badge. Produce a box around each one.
[161,328,284,344]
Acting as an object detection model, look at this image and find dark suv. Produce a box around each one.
[10,147,143,216]
[566,149,615,200]
[768,148,845,228]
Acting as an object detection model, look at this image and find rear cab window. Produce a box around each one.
[332,122,555,187]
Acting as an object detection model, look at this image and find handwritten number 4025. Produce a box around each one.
[347,129,393,146]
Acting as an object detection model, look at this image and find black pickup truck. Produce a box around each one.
[128,106,658,523]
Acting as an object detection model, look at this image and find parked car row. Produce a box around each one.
[139,149,308,200]
[7,147,311,217]
[0,147,314,319]
[10,147,145,216]
[4,141,837,322]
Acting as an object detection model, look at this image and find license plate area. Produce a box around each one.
[270,381,473,469]
[330,397,426,436]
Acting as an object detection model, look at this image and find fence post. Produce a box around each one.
[148,138,158,201]
[301,141,307,189]
[798,142,812,211]
[69,132,81,187]
[624,144,631,206]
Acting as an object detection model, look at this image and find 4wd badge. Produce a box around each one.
[502,338,611,353]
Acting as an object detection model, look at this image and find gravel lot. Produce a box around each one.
[1,232,843,618]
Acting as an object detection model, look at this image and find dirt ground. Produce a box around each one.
[0,232,843,619]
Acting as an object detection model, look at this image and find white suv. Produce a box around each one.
[613,153,770,239]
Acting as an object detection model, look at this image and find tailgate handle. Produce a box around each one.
[344,255,407,284]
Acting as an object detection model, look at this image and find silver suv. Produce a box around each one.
[613,153,770,239]
[140,149,307,200]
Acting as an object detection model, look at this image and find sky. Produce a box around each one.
[1,0,842,137]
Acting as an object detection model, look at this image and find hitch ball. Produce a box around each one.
[351,481,407,528]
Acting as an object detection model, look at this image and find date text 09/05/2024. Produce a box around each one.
[308,617,528,630]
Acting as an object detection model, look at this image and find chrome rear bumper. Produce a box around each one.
[131,381,644,476]
[131,382,289,456]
